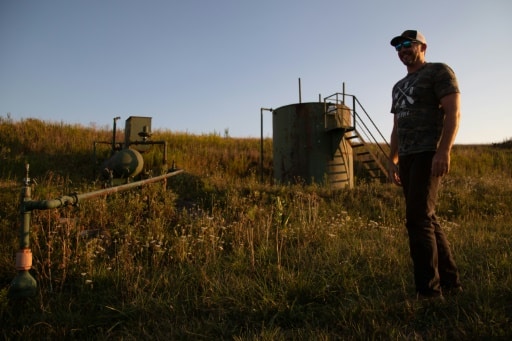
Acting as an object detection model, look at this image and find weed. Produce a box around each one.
[1,118,511,339]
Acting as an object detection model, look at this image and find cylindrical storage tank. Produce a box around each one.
[272,102,353,189]
[101,148,144,179]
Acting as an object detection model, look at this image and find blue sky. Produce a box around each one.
[1,0,510,144]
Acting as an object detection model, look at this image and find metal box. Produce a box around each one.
[124,116,152,151]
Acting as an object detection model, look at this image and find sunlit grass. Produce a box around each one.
[0,116,511,339]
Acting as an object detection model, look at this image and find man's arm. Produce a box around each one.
[388,114,401,185]
[432,92,461,177]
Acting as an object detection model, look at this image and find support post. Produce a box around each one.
[260,108,273,183]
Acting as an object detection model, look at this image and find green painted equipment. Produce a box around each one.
[9,166,37,298]
[272,102,354,189]
[124,116,153,152]
[9,115,180,299]
[101,147,144,179]
[260,83,392,188]
[94,116,171,184]
[8,163,183,299]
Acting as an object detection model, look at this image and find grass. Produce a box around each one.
[0,116,511,339]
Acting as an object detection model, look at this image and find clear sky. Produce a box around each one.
[1,0,510,144]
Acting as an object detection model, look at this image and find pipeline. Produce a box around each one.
[27,169,183,211]
[8,164,184,299]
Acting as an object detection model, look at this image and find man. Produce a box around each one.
[388,30,462,299]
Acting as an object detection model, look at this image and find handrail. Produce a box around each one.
[352,95,390,149]
[324,93,389,144]
[324,91,391,178]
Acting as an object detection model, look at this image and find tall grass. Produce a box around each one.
[0,117,511,339]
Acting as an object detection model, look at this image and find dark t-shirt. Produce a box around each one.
[390,62,459,156]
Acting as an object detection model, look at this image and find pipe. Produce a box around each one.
[25,169,184,211]
[164,141,168,166]
[128,140,169,170]
[9,165,184,299]
[112,116,121,156]
[260,108,273,183]
[298,78,302,103]
[9,164,36,298]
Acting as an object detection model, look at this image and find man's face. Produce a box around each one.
[396,40,425,66]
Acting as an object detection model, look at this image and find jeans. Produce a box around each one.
[399,151,461,296]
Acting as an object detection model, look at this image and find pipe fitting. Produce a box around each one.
[16,248,32,271]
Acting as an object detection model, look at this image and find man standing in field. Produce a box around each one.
[388,30,462,299]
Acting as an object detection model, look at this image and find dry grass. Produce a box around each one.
[1,116,511,339]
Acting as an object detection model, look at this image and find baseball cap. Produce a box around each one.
[390,30,427,46]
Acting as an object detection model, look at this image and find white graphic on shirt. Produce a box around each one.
[393,79,418,110]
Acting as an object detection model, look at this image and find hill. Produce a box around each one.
[1,117,511,339]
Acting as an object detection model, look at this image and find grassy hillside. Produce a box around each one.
[1,116,511,339]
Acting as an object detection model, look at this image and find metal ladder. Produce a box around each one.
[324,91,391,182]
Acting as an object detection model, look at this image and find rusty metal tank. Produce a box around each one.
[272,102,354,189]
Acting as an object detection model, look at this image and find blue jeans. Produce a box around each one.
[399,151,461,296]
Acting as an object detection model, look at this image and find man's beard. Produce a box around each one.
[400,52,419,66]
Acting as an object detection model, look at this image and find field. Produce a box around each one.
[1,116,511,340]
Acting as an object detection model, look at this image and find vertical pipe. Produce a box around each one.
[93,141,97,178]
[163,141,168,167]
[20,164,32,249]
[260,108,273,183]
[260,108,263,182]
[298,78,302,103]
[353,95,356,129]
[112,116,121,156]
[8,164,37,298]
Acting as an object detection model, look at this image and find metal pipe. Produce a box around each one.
[129,140,166,146]
[9,164,37,298]
[298,78,302,103]
[20,171,32,248]
[260,108,273,183]
[352,95,357,128]
[25,169,184,211]
[112,116,121,156]
[163,141,168,166]
[9,165,184,299]
[126,139,169,172]
[260,108,264,183]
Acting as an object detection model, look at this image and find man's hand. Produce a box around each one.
[388,162,402,186]
[432,150,450,177]
[432,92,460,177]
